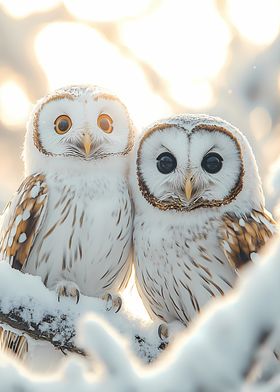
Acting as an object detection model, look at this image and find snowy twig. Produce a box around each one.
[0,263,164,362]
[0,304,85,356]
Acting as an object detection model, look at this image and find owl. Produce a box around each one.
[0,85,135,309]
[131,114,277,337]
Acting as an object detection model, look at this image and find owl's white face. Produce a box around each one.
[24,85,134,175]
[135,115,263,214]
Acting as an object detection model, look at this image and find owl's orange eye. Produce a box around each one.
[97,114,113,133]
[54,115,72,134]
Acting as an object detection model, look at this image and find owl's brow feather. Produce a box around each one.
[203,144,217,156]
[159,144,174,155]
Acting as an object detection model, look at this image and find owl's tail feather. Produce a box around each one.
[0,327,28,360]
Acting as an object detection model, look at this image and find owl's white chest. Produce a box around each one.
[134,214,237,324]
[24,172,132,297]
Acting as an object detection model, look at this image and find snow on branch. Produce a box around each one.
[0,263,164,362]
[0,303,84,356]
[1,237,280,390]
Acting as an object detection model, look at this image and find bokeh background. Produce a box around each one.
[0,0,279,341]
[0,0,279,211]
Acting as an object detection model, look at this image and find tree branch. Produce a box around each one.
[0,304,85,356]
[0,263,166,361]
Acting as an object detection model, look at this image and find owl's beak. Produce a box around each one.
[185,177,193,201]
[82,133,92,156]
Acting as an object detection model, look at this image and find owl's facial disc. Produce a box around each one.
[33,90,134,161]
[137,124,244,212]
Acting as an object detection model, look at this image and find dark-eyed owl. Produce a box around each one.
[131,114,276,334]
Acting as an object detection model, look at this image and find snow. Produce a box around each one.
[0,262,162,365]
[1,236,280,390]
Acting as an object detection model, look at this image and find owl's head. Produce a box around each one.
[24,85,135,175]
[132,114,264,218]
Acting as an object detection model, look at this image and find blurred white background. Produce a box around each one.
[0,0,279,210]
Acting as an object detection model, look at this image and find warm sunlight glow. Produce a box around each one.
[0,80,30,128]
[0,0,60,18]
[35,22,171,126]
[124,286,150,322]
[123,275,150,321]
[63,0,152,22]
[120,1,231,109]
[227,0,280,46]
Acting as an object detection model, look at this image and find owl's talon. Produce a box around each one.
[114,297,122,313]
[158,323,169,340]
[102,293,122,313]
[102,293,112,311]
[56,281,80,304]
[69,287,80,304]
[57,286,66,302]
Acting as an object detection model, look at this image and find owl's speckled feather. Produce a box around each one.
[0,171,133,296]
[220,209,276,269]
[0,174,48,270]
[131,114,277,326]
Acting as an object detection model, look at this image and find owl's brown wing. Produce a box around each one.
[219,209,277,269]
[0,173,48,270]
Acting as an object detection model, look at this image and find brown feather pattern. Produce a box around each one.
[220,209,277,269]
[0,327,28,360]
[0,174,48,270]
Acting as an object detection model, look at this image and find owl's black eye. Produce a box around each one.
[201,152,223,174]
[156,152,177,174]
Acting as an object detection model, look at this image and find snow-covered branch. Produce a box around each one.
[0,303,85,356]
[1,237,280,390]
[0,263,165,362]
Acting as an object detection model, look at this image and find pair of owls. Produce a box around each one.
[0,85,276,334]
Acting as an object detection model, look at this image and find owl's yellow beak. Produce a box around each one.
[185,178,193,201]
[82,133,92,156]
